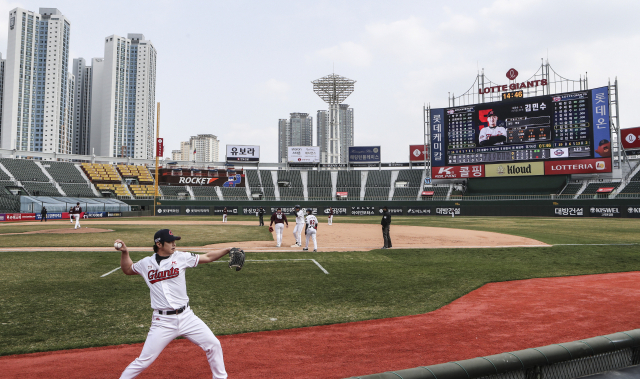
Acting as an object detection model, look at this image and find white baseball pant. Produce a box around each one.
[305,228,317,250]
[275,223,284,247]
[293,223,304,245]
[222,214,227,223]
[120,308,227,379]
[328,215,333,225]
[74,214,81,229]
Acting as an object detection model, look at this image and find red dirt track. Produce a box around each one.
[3,272,640,378]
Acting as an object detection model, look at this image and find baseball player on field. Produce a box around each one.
[303,208,318,252]
[269,207,288,247]
[72,202,82,229]
[114,229,230,379]
[69,206,74,223]
[328,207,333,225]
[222,207,228,223]
[291,205,305,247]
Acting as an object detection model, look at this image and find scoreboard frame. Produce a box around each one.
[430,86,612,179]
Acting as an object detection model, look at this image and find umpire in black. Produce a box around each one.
[258,207,265,226]
[381,205,392,249]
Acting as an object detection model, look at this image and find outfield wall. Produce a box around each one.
[123,199,640,218]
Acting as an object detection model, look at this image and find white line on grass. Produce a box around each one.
[100,258,329,277]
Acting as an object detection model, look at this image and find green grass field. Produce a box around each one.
[1,216,639,356]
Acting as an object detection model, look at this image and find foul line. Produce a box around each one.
[100,259,329,277]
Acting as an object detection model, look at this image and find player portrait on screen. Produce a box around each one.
[478,109,507,146]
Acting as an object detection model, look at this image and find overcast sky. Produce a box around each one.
[1,0,639,162]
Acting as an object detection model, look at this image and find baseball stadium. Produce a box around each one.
[3,63,640,379]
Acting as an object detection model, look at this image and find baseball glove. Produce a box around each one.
[229,247,245,271]
[268,226,274,233]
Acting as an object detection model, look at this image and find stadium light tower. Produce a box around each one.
[312,73,356,164]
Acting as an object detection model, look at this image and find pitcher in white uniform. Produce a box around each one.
[303,208,318,252]
[291,205,305,247]
[114,229,231,379]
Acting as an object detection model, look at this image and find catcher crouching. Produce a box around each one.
[114,229,244,379]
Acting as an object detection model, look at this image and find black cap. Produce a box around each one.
[307,208,313,213]
[599,139,610,146]
[277,207,281,210]
[154,229,181,244]
[383,205,388,210]
[295,205,301,209]
[486,110,496,117]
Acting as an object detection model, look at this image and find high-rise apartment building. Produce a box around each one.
[317,105,353,164]
[1,8,72,153]
[89,33,156,159]
[171,135,219,162]
[72,58,92,155]
[191,134,219,162]
[278,113,313,163]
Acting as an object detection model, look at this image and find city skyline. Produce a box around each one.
[0,1,638,163]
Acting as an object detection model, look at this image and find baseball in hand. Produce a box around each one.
[114,242,123,249]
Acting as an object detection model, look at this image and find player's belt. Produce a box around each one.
[157,302,189,315]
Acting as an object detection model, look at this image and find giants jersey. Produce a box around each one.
[72,206,82,214]
[305,215,318,229]
[478,126,507,144]
[271,211,287,224]
[131,250,199,310]
[295,210,305,224]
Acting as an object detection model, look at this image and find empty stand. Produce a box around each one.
[393,169,424,201]
[260,170,276,201]
[0,158,49,182]
[160,185,189,197]
[277,171,304,201]
[364,170,391,201]
[191,186,219,200]
[129,184,156,198]
[41,161,86,183]
[578,182,621,199]
[59,183,97,198]
[117,165,154,183]
[220,187,248,200]
[421,186,449,201]
[21,182,62,197]
[307,171,332,201]
[336,171,361,200]
[246,170,263,197]
[557,183,583,198]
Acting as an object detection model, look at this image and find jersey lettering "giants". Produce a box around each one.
[148,267,180,283]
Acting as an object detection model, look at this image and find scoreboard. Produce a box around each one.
[430,87,612,179]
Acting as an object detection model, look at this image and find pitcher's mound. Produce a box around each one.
[0,227,114,236]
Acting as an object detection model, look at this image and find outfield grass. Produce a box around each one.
[2,216,640,356]
[0,224,272,247]
[2,243,640,356]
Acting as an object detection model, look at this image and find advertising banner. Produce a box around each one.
[83,212,108,218]
[409,145,428,162]
[621,127,640,150]
[156,206,181,216]
[406,207,432,215]
[554,207,584,217]
[435,207,461,216]
[351,206,376,216]
[107,212,123,217]
[430,108,445,167]
[184,206,210,215]
[589,206,621,217]
[484,162,544,177]
[288,146,320,163]
[626,206,640,218]
[243,206,266,216]
[544,158,611,175]
[348,146,381,163]
[377,206,403,215]
[321,207,348,216]
[226,145,260,162]
[156,138,164,157]
[4,213,36,221]
[432,165,484,179]
[36,212,68,220]
[214,206,238,215]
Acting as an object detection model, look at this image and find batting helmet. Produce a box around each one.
[295,204,301,209]
[306,208,313,213]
